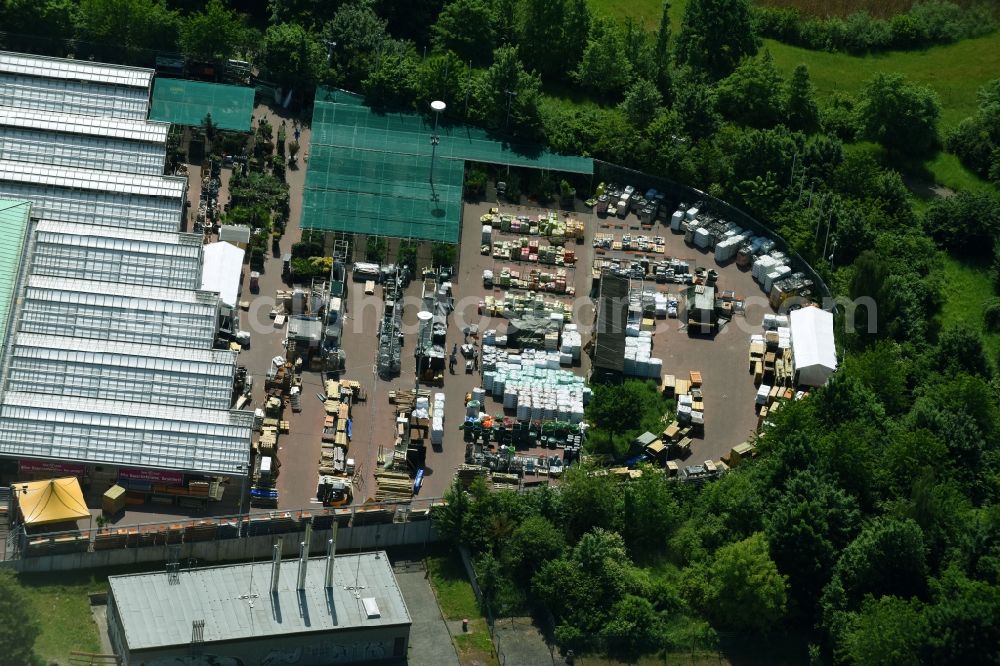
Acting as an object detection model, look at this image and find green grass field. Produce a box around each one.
[765,30,1000,132]
[588,0,687,31]
[426,552,499,666]
[935,256,1000,361]
[20,572,104,663]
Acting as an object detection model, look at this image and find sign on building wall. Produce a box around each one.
[18,459,85,476]
[118,468,184,486]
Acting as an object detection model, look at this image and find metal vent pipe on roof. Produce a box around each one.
[325,524,339,588]
[270,537,282,594]
[297,541,308,590]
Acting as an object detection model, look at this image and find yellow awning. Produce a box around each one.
[15,477,90,526]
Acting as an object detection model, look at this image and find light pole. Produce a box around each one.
[504,90,517,130]
[416,310,433,390]
[430,100,446,184]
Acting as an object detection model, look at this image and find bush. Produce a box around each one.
[365,236,387,263]
[464,167,487,199]
[752,2,999,55]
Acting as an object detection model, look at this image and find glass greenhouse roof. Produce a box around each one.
[0,199,31,358]
[0,51,154,89]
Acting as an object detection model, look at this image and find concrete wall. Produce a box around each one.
[127,623,409,666]
[5,520,439,573]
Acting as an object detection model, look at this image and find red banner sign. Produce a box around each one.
[18,459,85,476]
[118,468,184,486]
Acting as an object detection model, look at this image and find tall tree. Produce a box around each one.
[620,78,663,130]
[675,0,759,80]
[261,23,326,92]
[856,72,940,156]
[840,596,930,666]
[700,532,788,632]
[431,0,495,66]
[179,0,245,62]
[515,0,566,79]
[653,1,673,95]
[826,517,928,611]
[0,570,41,666]
[268,0,343,31]
[323,0,393,87]
[715,50,785,129]
[470,45,543,138]
[574,19,632,99]
[562,0,592,75]
[786,64,819,132]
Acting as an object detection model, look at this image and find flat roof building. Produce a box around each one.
[107,550,411,666]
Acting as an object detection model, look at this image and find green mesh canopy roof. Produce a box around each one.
[302,88,593,243]
[150,79,254,132]
[0,200,31,353]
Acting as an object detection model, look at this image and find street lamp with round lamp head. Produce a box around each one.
[416,310,434,389]
[430,101,446,183]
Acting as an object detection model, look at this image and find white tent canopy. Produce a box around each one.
[200,241,244,308]
[790,306,837,387]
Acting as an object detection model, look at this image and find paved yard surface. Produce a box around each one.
[396,569,462,666]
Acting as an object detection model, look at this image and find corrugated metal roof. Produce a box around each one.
[0,51,153,89]
[109,552,411,651]
[0,106,168,143]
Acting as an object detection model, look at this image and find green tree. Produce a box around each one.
[323,0,392,87]
[827,517,928,611]
[362,44,420,109]
[515,0,568,80]
[574,19,632,97]
[622,468,682,558]
[765,471,860,623]
[267,0,341,31]
[653,1,672,94]
[675,0,759,80]
[840,596,929,666]
[431,0,495,66]
[3,0,77,43]
[470,45,543,138]
[855,72,940,156]
[179,0,244,62]
[700,532,787,632]
[925,568,1000,665]
[562,0,592,75]
[786,64,819,132]
[0,569,41,666]
[78,0,179,58]
[261,23,326,92]
[923,191,1000,260]
[506,515,566,577]
[619,78,662,129]
[559,465,623,539]
[715,50,786,129]
[600,595,666,658]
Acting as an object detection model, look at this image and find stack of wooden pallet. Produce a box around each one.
[374,470,413,502]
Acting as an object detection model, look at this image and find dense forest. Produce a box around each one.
[3,0,998,662]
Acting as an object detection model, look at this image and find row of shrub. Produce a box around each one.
[753,0,998,55]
